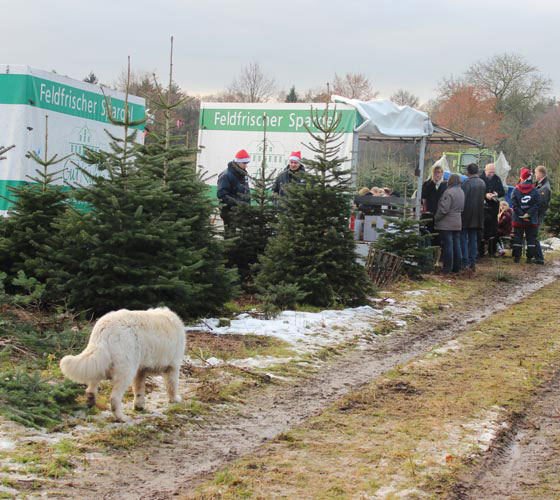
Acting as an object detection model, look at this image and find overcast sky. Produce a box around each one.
[2,0,559,103]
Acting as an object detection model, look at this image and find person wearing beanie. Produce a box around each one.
[272,151,306,197]
[479,163,506,257]
[534,165,551,265]
[511,167,540,263]
[217,149,252,235]
[434,174,465,273]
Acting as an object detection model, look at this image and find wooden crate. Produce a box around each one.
[365,246,404,287]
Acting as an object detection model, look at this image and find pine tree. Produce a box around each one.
[0,117,70,288]
[544,190,560,235]
[285,86,299,103]
[374,215,434,279]
[49,48,235,318]
[227,113,278,290]
[256,105,372,307]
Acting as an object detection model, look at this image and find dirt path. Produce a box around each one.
[47,264,560,500]
[449,370,560,500]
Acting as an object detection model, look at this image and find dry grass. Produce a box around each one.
[184,278,560,499]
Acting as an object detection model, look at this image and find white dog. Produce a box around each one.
[60,307,186,422]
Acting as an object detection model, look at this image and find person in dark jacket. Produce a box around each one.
[479,163,505,257]
[460,163,486,271]
[435,174,465,273]
[534,165,552,265]
[273,151,305,197]
[422,164,448,248]
[511,168,540,263]
[217,149,251,235]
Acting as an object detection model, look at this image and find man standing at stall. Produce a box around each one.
[479,163,505,257]
[217,149,251,236]
[534,165,552,265]
[461,163,486,272]
[273,151,305,197]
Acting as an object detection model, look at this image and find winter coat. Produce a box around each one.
[535,177,552,224]
[217,162,251,208]
[511,181,540,228]
[421,178,448,215]
[497,208,513,236]
[434,184,465,231]
[272,165,305,197]
[461,176,486,230]
[479,172,505,214]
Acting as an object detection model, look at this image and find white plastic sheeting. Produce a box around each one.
[495,151,511,189]
[333,96,434,138]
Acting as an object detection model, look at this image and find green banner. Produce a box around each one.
[0,74,145,129]
[199,108,358,133]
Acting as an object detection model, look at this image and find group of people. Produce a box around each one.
[216,149,552,275]
[216,149,305,233]
[422,162,551,274]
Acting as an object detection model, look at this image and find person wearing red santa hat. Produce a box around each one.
[272,151,306,197]
[510,167,541,263]
[217,149,252,235]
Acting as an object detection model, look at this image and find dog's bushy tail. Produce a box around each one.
[60,343,111,385]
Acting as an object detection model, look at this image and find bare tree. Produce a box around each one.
[465,52,551,108]
[227,62,276,103]
[390,89,420,107]
[332,73,378,100]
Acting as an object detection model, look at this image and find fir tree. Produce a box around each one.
[374,215,434,279]
[256,105,372,307]
[50,48,235,318]
[544,190,560,236]
[227,113,278,289]
[285,86,299,103]
[0,117,70,288]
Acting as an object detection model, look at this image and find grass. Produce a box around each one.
[184,278,560,499]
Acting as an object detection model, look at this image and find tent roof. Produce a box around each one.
[332,95,482,147]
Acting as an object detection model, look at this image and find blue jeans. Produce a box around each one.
[461,228,478,269]
[440,230,463,273]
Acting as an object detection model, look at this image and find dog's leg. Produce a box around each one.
[110,372,134,422]
[163,365,182,404]
[132,370,147,411]
[85,380,100,408]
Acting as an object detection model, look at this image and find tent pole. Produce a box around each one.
[350,131,359,189]
[415,136,427,220]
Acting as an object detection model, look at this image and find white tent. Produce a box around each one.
[333,96,482,218]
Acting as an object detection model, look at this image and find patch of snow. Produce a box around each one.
[0,437,15,450]
[543,237,560,251]
[431,339,463,356]
[402,289,428,296]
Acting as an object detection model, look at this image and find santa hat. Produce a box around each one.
[234,149,251,163]
[520,168,532,181]
[289,151,302,163]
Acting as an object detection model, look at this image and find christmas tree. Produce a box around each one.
[256,105,372,307]
[0,117,70,289]
[544,190,560,236]
[50,49,235,318]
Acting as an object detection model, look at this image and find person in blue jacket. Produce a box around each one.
[511,168,540,263]
[217,149,251,236]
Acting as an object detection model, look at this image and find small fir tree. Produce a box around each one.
[374,214,434,279]
[227,113,278,289]
[0,117,70,288]
[256,105,372,307]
